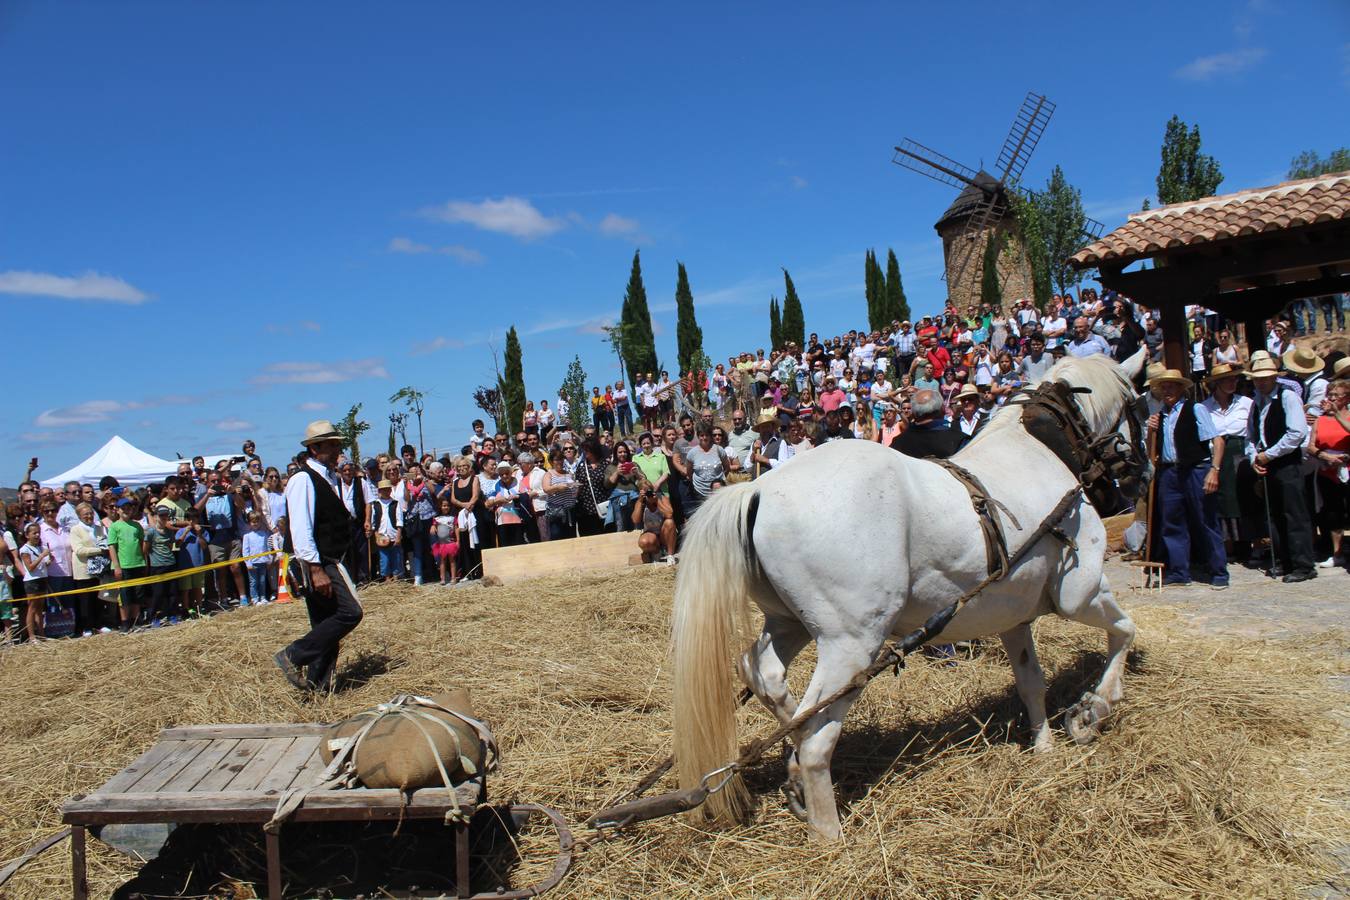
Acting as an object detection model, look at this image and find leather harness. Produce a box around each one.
[935,380,1142,578]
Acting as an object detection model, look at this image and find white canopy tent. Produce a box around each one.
[39,436,183,489]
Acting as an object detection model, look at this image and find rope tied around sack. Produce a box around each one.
[265,694,498,833]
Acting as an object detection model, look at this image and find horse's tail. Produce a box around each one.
[671,481,760,825]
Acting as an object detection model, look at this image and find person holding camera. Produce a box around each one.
[632,475,677,564]
[195,469,249,606]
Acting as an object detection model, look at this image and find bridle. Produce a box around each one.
[1007,380,1146,512]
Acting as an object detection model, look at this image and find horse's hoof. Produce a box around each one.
[1065,692,1111,745]
[782,779,808,822]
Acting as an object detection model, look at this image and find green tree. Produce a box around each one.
[388,386,427,455]
[388,411,409,449]
[863,250,879,331]
[335,403,370,464]
[885,248,909,324]
[1287,147,1350,179]
[497,326,526,437]
[980,230,1004,308]
[1010,193,1052,309]
[560,356,589,433]
[674,262,704,374]
[471,385,503,436]
[1156,115,1223,205]
[1032,165,1089,295]
[618,249,658,385]
[769,296,783,350]
[781,269,805,347]
[387,423,396,457]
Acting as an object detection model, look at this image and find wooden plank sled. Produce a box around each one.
[38,723,575,900]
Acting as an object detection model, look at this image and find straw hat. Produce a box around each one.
[1334,357,1350,380]
[1146,368,1193,389]
[1249,350,1273,364]
[1246,357,1280,378]
[1204,362,1243,383]
[753,408,780,430]
[955,383,980,400]
[1144,362,1167,382]
[1282,345,1325,375]
[377,479,393,490]
[301,419,343,446]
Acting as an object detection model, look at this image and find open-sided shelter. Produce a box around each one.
[1070,171,1350,368]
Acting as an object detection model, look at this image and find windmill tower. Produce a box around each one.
[893,92,1103,308]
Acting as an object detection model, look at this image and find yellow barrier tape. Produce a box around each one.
[10,552,286,603]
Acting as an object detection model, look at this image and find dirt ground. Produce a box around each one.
[0,553,1345,899]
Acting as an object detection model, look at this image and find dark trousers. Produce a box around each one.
[1158,464,1227,581]
[283,560,363,689]
[1264,459,1316,573]
[346,523,371,583]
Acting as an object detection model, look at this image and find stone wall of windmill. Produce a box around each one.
[937,216,1036,309]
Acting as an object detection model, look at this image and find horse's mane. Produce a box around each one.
[967,353,1135,448]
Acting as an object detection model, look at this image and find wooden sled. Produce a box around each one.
[2,723,573,899]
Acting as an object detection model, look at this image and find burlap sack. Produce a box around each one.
[319,689,487,790]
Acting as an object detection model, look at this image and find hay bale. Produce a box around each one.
[0,565,1346,898]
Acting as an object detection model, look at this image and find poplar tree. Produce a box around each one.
[498,326,525,439]
[885,248,909,324]
[618,249,658,385]
[769,296,783,350]
[781,269,805,347]
[560,356,588,433]
[1156,115,1223,205]
[674,262,704,374]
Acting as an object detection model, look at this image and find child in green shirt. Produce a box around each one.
[107,498,147,631]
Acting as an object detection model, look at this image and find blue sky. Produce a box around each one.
[3,1,1347,480]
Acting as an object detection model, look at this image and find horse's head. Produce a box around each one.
[1034,350,1148,510]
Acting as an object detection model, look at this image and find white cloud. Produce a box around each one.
[419,196,565,240]
[35,400,139,427]
[21,428,92,445]
[388,236,485,264]
[1174,47,1268,81]
[296,401,329,411]
[215,418,255,432]
[264,320,323,335]
[598,213,640,237]
[790,175,809,190]
[252,357,390,385]
[0,270,149,304]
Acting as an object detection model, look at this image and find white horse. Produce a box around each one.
[671,350,1147,840]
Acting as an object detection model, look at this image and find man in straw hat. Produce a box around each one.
[1282,345,1328,414]
[1245,356,1317,582]
[274,420,364,691]
[1145,368,1229,588]
[748,408,782,477]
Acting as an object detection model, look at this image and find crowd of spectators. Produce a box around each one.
[1,291,1346,645]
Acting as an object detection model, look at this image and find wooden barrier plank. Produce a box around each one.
[163,739,240,793]
[93,742,177,796]
[226,737,296,792]
[126,740,210,794]
[483,531,640,584]
[194,738,266,792]
[160,724,329,741]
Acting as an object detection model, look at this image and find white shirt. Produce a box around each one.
[339,477,376,517]
[285,457,343,564]
[371,498,403,540]
[1041,316,1067,348]
[1201,394,1253,438]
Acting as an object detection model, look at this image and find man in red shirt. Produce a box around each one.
[926,340,951,381]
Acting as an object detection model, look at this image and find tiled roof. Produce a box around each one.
[1071,171,1350,267]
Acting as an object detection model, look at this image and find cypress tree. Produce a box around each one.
[618,249,658,385]
[769,296,783,350]
[499,326,526,438]
[674,262,703,374]
[885,249,909,324]
[781,269,805,348]
[980,232,1004,308]
[864,250,878,331]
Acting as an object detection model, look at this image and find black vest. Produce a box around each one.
[285,464,352,562]
[1248,384,1296,466]
[344,477,366,527]
[1171,400,1210,468]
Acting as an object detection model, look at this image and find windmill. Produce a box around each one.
[892,91,1104,306]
